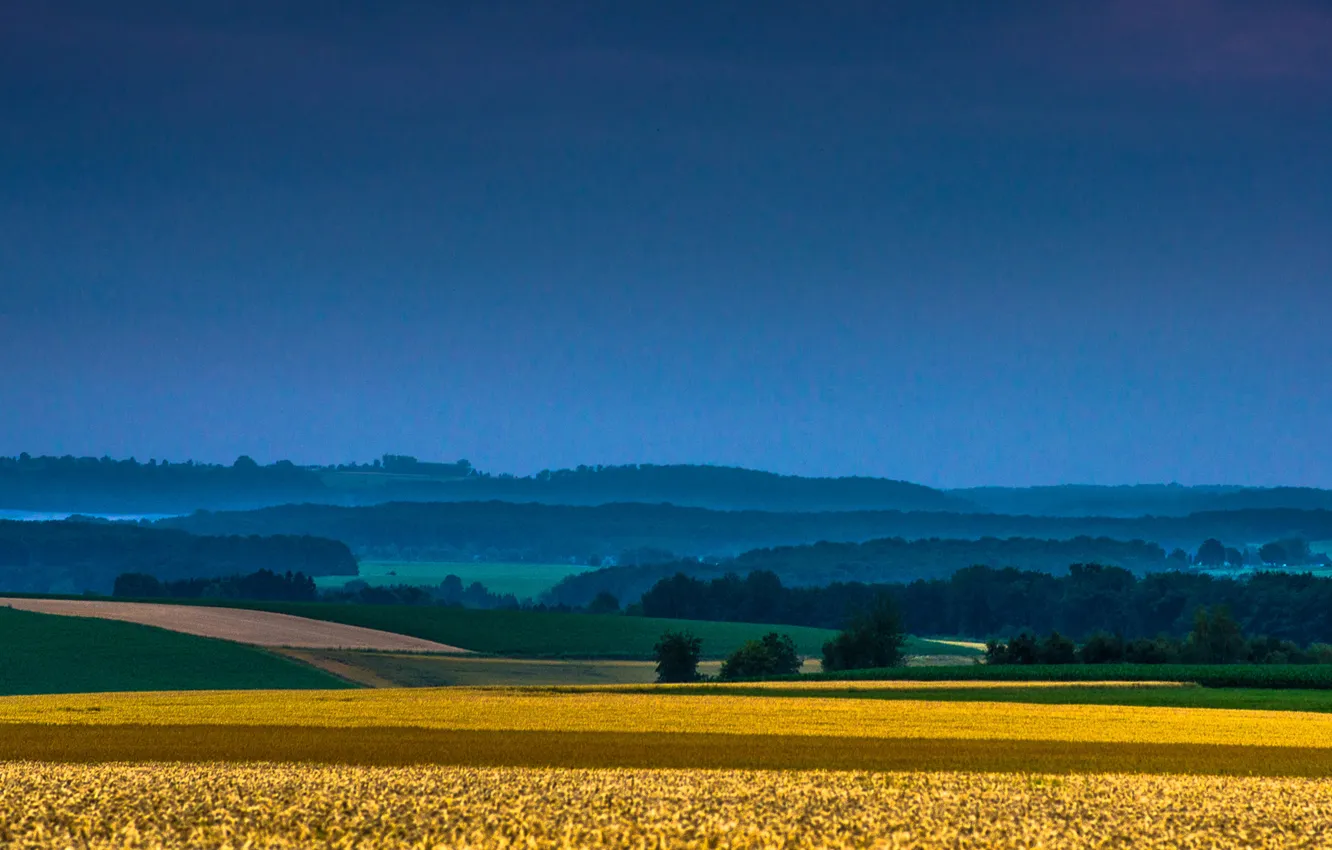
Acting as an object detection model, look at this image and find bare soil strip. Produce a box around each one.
[0,598,468,653]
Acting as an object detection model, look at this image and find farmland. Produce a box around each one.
[277,650,824,687]
[5,764,1332,849]
[161,601,845,658]
[0,607,350,695]
[0,597,467,652]
[317,559,586,599]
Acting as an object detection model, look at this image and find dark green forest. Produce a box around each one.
[635,564,1332,647]
[547,536,1176,606]
[0,520,356,593]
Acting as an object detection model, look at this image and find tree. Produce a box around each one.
[1259,542,1287,566]
[821,595,906,671]
[1038,631,1077,664]
[653,630,703,683]
[1079,631,1125,664]
[1196,538,1226,567]
[587,591,620,614]
[1187,606,1246,663]
[1224,547,1246,568]
[113,572,162,597]
[719,632,802,680]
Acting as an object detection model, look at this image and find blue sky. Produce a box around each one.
[1,1,1329,486]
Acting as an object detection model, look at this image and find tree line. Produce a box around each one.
[986,606,1332,666]
[0,519,356,594]
[652,595,908,683]
[635,563,1332,646]
[114,569,318,601]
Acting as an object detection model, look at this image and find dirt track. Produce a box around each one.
[0,598,469,653]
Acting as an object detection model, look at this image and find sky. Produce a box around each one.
[1,0,1330,487]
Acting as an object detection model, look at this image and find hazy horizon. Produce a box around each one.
[3,1,1329,488]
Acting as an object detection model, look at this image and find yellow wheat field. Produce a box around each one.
[5,687,1332,749]
[2,762,1330,849]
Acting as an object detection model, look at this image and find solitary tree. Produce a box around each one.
[653,630,703,683]
[821,595,906,672]
[719,632,802,680]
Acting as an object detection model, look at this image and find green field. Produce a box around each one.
[795,662,1332,689]
[316,560,585,599]
[629,682,1332,712]
[197,601,839,658]
[0,607,351,695]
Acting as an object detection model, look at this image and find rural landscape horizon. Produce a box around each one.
[4,0,1331,847]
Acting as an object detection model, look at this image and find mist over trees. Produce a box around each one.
[0,520,356,594]
[158,500,1332,567]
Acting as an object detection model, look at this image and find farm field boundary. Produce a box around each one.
[0,607,351,695]
[0,725,1330,776]
[0,598,467,652]
[795,663,1332,689]
[8,688,1332,750]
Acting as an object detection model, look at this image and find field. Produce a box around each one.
[0,607,350,695]
[6,764,1332,849]
[176,601,848,658]
[1,597,466,652]
[277,650,825,687]
[317,559,586,598]
[7,681,1332,846]
[798,662,1332,689]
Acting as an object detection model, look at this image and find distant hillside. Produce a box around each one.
[953,484,1332,518]
[157,501,1332,566]
[0,520,357,594]
[0,454,969,514]
[545,537,1173,607]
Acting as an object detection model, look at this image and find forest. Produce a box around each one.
[0,520,356,594]
[635,564,1332,647]
[546,536,1176,606]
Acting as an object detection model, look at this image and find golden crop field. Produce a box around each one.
[3,762,1331,849]
[5,686,1332,749]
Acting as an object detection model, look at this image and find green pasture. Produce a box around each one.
[316,560,585,599]
[0,607,350,695]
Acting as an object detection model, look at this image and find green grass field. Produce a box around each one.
[0,607,352,695]
[794,662,1332,689]
[208,601,975,660]
[626,682,1332,712]
[315,560,585,599]
[197,601,840,658]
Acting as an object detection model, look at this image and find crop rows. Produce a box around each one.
[3,763,1331,848]
[6,687,1332,749]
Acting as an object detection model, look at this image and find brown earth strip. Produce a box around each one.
[0,598,467,653]
[275,649,396,688]
[2,724,1330,776]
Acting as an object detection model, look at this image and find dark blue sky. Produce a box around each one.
[2,1,1330,486]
